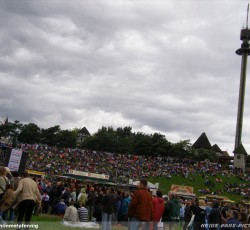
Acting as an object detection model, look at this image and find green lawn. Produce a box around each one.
[149,174,249,203]
[9,214,184,230]
[5,214,126,230]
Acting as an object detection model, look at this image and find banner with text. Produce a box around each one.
[68,170,109,180]
[171,184,194,194]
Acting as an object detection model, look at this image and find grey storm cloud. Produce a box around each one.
[0,0,249,154]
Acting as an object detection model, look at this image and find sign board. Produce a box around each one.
[68,170,109,180]
[8,149,22,171]
[26,170,45,176]
[171,184,194,194]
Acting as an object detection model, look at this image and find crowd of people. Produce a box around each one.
[0,143,250,229]
[22,144,249,184]
[21,144,250,200]
[43,178,250,230]
[1,171,250,230]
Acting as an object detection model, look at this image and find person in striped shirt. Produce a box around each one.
[78,203,88,222]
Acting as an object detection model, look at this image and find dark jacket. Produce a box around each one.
[184,205,192,222]
[190,205,206,230]
[209,207,221,225]
[86,192,96,206]
[162,198,180,222]
[102,192,117,214]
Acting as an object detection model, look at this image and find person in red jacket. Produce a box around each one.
[128,179,153,230]
[152,190,165,230]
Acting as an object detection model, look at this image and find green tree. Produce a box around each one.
[40,125,61,146]
[56,129,77,148]
[81,135,99,150]
[116,126,133,138]
[9,120,23,147]
[193,148,217,161]
[133,132,152,156]
[0,120,23,146]
[116,136,133,154]
[171,140,193,158]
[151,132,172,156]
[18,123,41,144]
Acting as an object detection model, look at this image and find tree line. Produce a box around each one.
[0,120,217,161]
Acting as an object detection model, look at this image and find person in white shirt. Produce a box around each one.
[41,192,50,213]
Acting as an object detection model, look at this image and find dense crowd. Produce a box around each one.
[1,170,250,230]
[37,178,250,230]
[0,143,250,229]
[22,144,249,184]
[21,144,250,201]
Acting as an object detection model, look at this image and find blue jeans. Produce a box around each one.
[3,208,14,221]
[130,217,150,230]
[101,212,113,230]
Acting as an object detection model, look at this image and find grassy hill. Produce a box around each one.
[149,174,249,203]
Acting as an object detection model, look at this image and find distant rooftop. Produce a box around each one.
[192,132,212,150]
[78,127,90,135]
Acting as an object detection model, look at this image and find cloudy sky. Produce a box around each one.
[0,0,250,154]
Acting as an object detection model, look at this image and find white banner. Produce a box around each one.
[8,149,22,171]
[68,170,109,180]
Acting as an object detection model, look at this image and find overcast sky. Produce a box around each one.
[1,0,250,155]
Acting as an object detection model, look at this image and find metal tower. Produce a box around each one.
[235,4,250,150]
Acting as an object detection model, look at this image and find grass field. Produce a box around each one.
[4,214,127,230]
[7,214,184,230]
[149,174,249,203]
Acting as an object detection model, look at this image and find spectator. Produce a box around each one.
[120,192,131,225]
[62,187,71,206]
[183,200,193,230]
[71,188,77,204]
[94,199,103,223]
[2,167,15,223]
[78,202,88,222]
[44,182,53,195]
[63,201,78,223]
[162,193,181,230]
[190,199,207,230]
[41,192,50,214]
[152,190,165,230]
[77,188,87,208]
[14,171,41,229]
[221,202,230,223]
[208,202,221,230]
[54,199,67,215]
[221,210,242,230]
[0,167,9,222]
[86,187,96,221]
[101,188,117,230]
[128,179,153,230]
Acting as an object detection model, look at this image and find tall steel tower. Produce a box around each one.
[235,4,250,149]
